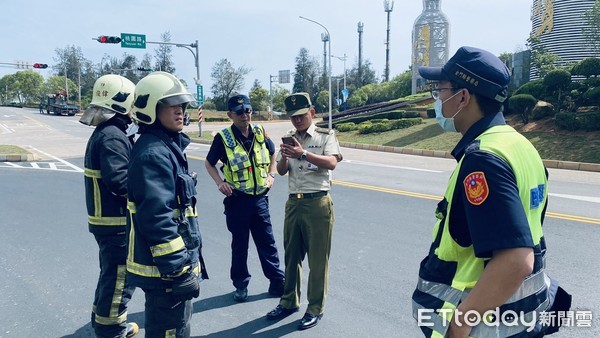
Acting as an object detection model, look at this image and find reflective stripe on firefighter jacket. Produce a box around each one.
[83,116,133,234]
[126,127,206,289]
[412,125,556,338]
[218,124,271,195]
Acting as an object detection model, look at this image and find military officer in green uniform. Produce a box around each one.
[266,92,343,331]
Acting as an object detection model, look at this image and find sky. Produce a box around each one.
[0,0,533,98]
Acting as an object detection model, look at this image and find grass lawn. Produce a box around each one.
[0,145,30,155]
[337,119,600,164]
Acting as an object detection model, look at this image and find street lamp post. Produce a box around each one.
[299,16,332,130]
[330,53,347,92]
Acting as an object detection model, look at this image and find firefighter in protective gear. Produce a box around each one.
[127,71,208,337]
[82,74,139,338]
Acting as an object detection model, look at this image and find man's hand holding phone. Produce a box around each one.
[281,136,300,159]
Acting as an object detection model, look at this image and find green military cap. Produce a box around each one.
[285,92,312,116]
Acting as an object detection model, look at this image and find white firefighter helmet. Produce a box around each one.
[79,74,135,126]
[131,71,195,125]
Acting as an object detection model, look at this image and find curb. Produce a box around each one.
[0,154,36,162]
[338,141,600,173]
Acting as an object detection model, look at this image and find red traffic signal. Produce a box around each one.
[97,35,122,44]
[33,63,48,69]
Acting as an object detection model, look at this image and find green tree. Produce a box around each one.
[270,84,290,113]
[583,0,600,53]
[347,59,377,90]
[45,76,78,101]
[314,89,330,114]
[14,70,45,104]
[53,45,96,102]
[249,79,269,112]
[498,52,513,66]
[509,94,537,124]
[543,69,572,111]
[571,57,600,78]
[292,48,319,100]
[527,36,561,78]
[154,31,176,74]
[210,58,252,110]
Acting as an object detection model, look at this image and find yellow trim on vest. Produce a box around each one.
[126,259,162,278]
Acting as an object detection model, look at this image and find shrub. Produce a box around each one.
[582,87,600,106]
[205,117,230,122]
[515,79,544,99]
[335,122,357,132]
[578,112,600,131]
[509,94,537,123]
[554,112,579,131]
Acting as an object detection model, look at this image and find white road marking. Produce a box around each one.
[549,193,600,204]
[341,159,443,173]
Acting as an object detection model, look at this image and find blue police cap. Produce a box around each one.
[227,94,252,112]
[419,46,510,102]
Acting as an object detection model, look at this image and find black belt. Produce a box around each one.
[289,191,328,199]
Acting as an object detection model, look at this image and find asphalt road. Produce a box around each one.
[1,107,599,337]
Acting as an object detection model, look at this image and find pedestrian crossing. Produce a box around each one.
[0,160,83,172]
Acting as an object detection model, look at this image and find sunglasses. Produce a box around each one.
[234,108,253,116]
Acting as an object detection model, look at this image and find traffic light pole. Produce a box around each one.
[147,40,201,86]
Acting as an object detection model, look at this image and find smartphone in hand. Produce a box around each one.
[282,136,295,146]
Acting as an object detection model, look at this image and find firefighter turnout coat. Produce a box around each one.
[126,127,207,289]
[84,115,133,234]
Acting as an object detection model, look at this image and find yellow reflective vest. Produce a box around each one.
[219,124,271,195]
[412,125,556,337]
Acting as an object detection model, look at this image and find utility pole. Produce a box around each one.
[384,0,394,82]
[358,22,364,87]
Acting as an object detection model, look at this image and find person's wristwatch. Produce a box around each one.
[268,173,276,178]
[300,150,308,161]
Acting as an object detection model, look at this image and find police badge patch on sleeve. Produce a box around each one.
[463,171,489,205]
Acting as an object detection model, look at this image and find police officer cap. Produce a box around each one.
[419,46,510,102]
[285,92,312,116]
[228,94,252,113]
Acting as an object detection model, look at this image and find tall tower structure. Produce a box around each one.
[321,32,329,77]
[383,1,394,82]
[530,0,597,79]
[411,0,450,94]
[358,22,364,87]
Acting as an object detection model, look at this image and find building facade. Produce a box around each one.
[530,0,598,79]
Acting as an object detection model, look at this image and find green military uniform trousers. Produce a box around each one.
[279,193,334,316]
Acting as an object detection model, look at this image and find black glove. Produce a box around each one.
[171,270,200,302]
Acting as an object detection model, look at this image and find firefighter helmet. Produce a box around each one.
[131,71,195,125]
[89,74,135,115]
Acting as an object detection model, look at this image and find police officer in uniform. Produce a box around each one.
[81,74,138,338]
[412,47,571,337]
[127,71,208,337]
[205,94,284,302]
[266,93,342,330]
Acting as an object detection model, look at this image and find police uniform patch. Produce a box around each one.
[463,171,489,205]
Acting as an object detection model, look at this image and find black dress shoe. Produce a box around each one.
[266,304,299,320]
[298,313,323,330]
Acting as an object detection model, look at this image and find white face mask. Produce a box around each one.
[434,90,463,132]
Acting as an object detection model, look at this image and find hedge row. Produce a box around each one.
[331,110,420,128]
[555,112,600,131]
[335,117,423,134]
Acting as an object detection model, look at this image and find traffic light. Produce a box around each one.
[97,35,122,44]
[33,63,48,69]
[137,67,152,71]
